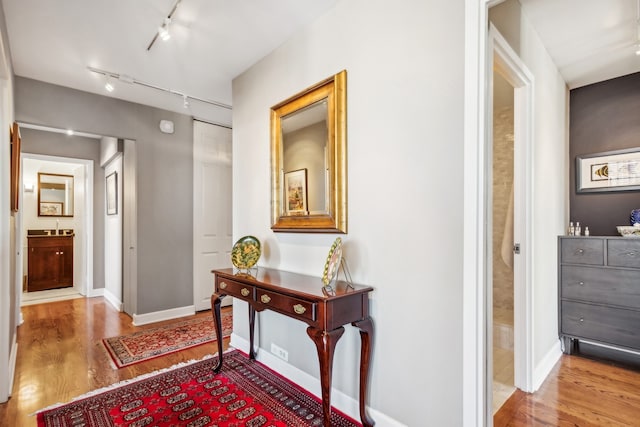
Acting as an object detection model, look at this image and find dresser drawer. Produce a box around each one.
[217,278,255,301]
[561,301,640,349]
[561,266,640,308]
[607,240,640,268]
[256,289,317,322]
[561,238,604,265]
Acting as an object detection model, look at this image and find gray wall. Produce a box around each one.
[21,129,104,289]
[570,72,640,235]
[16,77,194,314]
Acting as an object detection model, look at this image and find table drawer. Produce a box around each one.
[561,238,604,265]
[256,289,317,322]
[217,278,255,301]
[561,265,640,308]
[607,240,640,268]
[561,301,640,349]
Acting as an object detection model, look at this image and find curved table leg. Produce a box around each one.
[210,293,226,373]
[307,326,345,427]
[353,317,375,427]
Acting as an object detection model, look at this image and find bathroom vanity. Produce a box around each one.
[27,231,74,292]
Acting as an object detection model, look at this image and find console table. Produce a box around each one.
[211,267,375,427]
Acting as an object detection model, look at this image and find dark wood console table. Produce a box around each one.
[211,267,375,427]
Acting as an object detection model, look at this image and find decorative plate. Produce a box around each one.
[322,237,343,286]
[231,236,261,269]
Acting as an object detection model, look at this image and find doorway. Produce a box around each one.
[488,24,535,417]
[20,153,94,306]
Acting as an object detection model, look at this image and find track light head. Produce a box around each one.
[159,18,172,41]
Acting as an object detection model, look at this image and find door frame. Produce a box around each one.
[488,23,535,398]
[463,1,534,425]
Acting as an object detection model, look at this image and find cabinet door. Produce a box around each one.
[28,246,60,291]
[58,241,73,287]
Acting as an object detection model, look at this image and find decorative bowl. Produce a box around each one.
[617,225,640,238]
[631,209,640,226]
[231,236,261,269]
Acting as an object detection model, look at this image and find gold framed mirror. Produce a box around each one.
[270,70,347,233]
[38,172,74,217]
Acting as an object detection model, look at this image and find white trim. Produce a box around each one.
[533,340,562,391]
[463,0,489,425]
[132,305,196,326]
[103,288,123,312]
[87,287,104,298]
[8,334,17,397]
[230,334,407,427]
[489,25,536,395]
[20,153,94,298]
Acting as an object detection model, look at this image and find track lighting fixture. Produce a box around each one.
[147,0,183,51]
[104,76,114,92]
[87,66,232,111]
[159,18,171,41]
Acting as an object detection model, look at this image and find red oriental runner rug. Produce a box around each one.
[102,312,233,368]
[36,350,361,427]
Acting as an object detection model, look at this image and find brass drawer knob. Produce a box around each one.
[241,288,250,297]
[260,294,271,304]
[219,282,228,289]
[293,304,306,315]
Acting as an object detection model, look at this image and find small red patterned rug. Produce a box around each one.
[37,350,361,427]
[102,312,233,368]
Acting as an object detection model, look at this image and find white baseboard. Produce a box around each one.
[103,289,123,312]
[132,305,196,326]
[86,287,104,298]
[230,333,406,427]
[8,333,17,397]
[533,339,562,391]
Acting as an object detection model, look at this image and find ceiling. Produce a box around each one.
[519,0,640,89]
[1,0,338,125]
[2,0,639,126]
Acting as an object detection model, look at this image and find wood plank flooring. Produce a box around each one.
[494,352,640,426]
[0,297,230,426]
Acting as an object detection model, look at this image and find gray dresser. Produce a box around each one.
[558,236,640,354]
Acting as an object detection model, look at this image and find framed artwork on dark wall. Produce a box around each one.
[576,147,640,193]
[106,171,118,215]
[10,121,20,212]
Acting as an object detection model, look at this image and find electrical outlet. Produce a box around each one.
[270,343,288,361]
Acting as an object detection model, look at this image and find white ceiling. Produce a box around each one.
[519,0,640,89]
[2,0,640,125]
[2,0,338,124]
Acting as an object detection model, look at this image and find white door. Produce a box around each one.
[193,120,232,311]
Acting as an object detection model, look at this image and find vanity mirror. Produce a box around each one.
[38,172,74,217]
[270,70,347,233]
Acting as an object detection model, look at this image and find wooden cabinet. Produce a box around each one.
[558,236,640,355]
[27,236,74,291]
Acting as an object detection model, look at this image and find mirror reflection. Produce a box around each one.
[282,100,328,215]
[38,173,74,217]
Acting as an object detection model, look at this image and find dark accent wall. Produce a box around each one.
[570,72,640,236]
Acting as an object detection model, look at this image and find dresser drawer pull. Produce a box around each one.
[576,249,584,254]
[579,281,584,286]
[219,282,228,289]
[627,251,637,257]
[579,318,584,323]
[260,294,271,304]
[293,304,306,315]
[241,288,250,297]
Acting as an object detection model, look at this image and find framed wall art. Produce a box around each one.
[576,147,640,193]
[284,168,308,215]
[39,202,62,216]
[10,122,20,212]
[106,171,118,215]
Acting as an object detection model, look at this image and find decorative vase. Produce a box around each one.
[631,209,640,226]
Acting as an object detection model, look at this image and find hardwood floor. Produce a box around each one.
[0,297,230,426]
[494,352,640,426]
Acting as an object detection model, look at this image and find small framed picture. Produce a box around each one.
[576,148,640,193]
[39,202,62,216]
[106,171,118,215]
[284,168,308,215]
